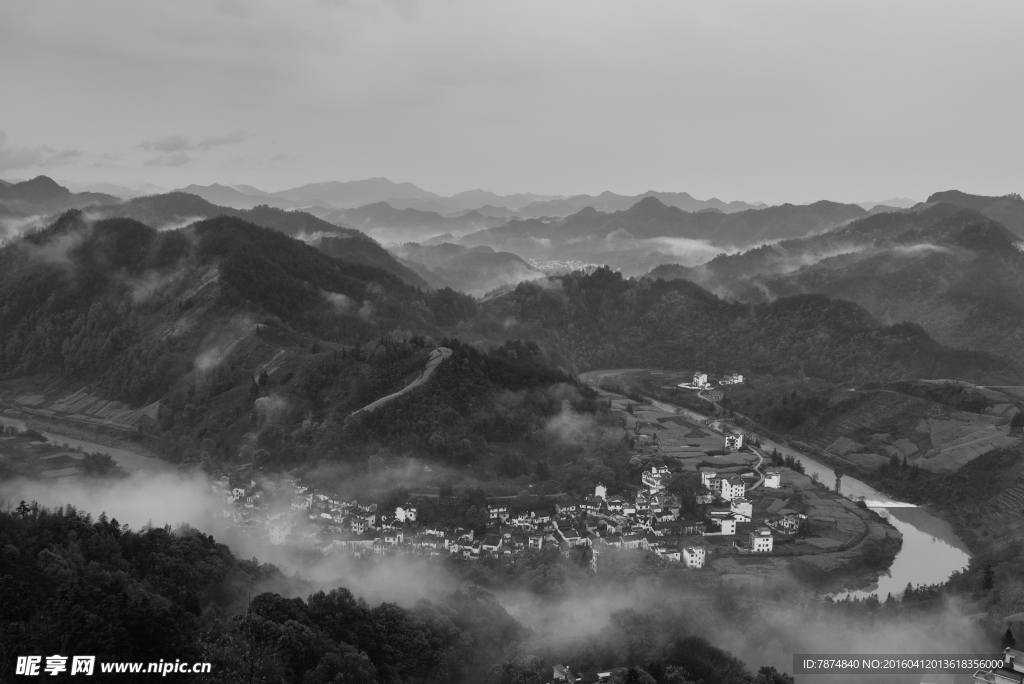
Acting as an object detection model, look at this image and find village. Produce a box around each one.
[209,370,893,582]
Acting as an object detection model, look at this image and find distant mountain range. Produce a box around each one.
[324,202,506,243]
[168,178,764,217]
[858,197,919,211]
[454,196,868,274]
[0,176,118,217]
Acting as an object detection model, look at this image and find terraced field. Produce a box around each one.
[10,387,160,431]
[806,390,1018,474]
[996,483,1024,515]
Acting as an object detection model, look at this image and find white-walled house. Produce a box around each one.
[703,515,737,536]
[488,504,510,521]
[693,372,709,389]
[595,483,607,499]
[642,465,670,493]
[682,545,706,569]
[750,527,773,552]
[730,498,753,522]
[725,432,744,451]
[395,504,417,523]
[700,468,718,489]
[720,477,746,501]
[764,470,782,489]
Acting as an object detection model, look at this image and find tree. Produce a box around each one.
[752,665,796,684]
[15,501,30,517]
[983,565,995,592]
[503,655,546,684]
[833,466,845,494]
[303,647,376,684]
[1002,628,1017,650]
[615,666,656,684]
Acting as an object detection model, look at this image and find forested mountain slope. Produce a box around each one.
[90,193,429,288]
[926,190,1024,238]
[0,212,468,406]
[648,203,1024,364]
[0,505,523,684]
[477,267,1020,385]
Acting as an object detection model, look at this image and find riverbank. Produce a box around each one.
[580,368,973,595]
[0,410,173,475]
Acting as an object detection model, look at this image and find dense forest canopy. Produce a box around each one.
[478,267,1019,385]
[0,505,781,684]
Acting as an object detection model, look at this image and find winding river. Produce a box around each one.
[5,373,973,598]
[580,370,973,599]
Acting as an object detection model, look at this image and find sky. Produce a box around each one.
[1,0,1022,204]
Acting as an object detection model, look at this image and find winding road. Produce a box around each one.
[349,347,453,418]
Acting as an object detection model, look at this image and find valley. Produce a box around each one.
[2,179,1023,684]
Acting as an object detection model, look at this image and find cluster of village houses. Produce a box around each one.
[210,443,804,570]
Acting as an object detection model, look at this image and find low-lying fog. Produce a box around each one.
[0,443,990,681]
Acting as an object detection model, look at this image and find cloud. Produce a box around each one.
[0,130,81,172]
[138,131,247,166]
[139,134,192,153]
[0,214,48,245]
[139,132,246,153]
[892,243,954,256]
[321,289,354,313]
[197,131,246,149]
[144,152,194,167]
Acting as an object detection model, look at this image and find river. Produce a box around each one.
[752,434,971,598]
[0,414,173,475]
[580,369,973,599]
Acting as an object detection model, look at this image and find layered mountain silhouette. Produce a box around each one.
[86,192,430,288]
[0,175,118,215]
[389,243,544,295]
[324,202,506,243]
[161,179,762,216]
[457,196,867,272]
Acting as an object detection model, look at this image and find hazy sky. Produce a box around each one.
[2,1,1022,204]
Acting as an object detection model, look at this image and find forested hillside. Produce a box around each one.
[479,267,1019,385]
[649,203,1024,364]
[1,210,1017,477]
[0,504,523,683]
[0,211,472,406]
[0,504,786,684]
[91,192,430,288]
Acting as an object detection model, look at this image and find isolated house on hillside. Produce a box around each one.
[764,470,782,489]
